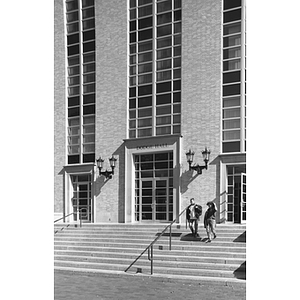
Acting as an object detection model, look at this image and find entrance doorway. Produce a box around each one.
[71,174,92,223]
[226,165,246,223]
[134,152,173,222]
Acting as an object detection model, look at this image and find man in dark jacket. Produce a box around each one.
[186,198,202,237]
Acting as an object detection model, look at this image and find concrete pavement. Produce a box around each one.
[54,270,246,300]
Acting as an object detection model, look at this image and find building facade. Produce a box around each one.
[54,0,246,224]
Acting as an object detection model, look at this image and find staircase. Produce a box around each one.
[54,223,246,286]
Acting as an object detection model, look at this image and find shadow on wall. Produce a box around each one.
[180,169,200,194]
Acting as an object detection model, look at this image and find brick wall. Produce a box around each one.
[94,0,128,222]
[181,0,222,214]
[54,0,66,214]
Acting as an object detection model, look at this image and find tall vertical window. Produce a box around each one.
[66,0,96,164]
[128,0,182,138]
[222,0,246,153]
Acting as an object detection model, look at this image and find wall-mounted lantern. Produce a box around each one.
[185,147,211,175]
[96,155,117,179]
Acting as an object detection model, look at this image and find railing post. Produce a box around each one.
[150,245,153,274]
[80,209,82,228]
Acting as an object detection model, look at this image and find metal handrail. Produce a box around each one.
[124,207,188,274]
[54,208,85,234]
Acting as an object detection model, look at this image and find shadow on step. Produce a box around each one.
[155,232,182,237]
[234,231,246,243]
[234,261,246,280]
[180,233,202,242]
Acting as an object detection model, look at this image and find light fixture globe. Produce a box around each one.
[185,149,195,164]
[202,147,211,163]
[96,157,104,169]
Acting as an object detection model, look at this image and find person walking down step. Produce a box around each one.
[186,198,202,237]
[204,201,217,243]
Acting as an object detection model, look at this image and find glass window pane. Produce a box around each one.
[138,51,152,63]
[157,12,172,25]
[156,116,171,125]
[138,63,152,74]
[157,36,172,49]
[224,0,241,10]
[157,0,172,13]
[223,96,240,107]
[138,28,153,41]
[223,108,240,118]
[67,22,79,34]
[156,126,171,135]
[66,1,78,11]
[138,5,152,18]
[138,40,152,52]
[138,16,152,29]
[156,70,171,81]
[224,22,241,35]
[138,118,152,127]
[157,81,171,93]
[223,9,241,23]
[156,105,171,115]
[138,73,152,84]
[138,128,152,137]
[223,59,241,71]
[223,35,241,47]
[223,141,240,153]
[223,47,241,59]
[138,107,152,117]
[157,59,171,70]
[157,24,172,37]
[223,71,240,84]
[156,93,171,105]
[223,119,240,129]
[223,130,240,140]
[157,48,172,59]
[223,84,240,96]
[82,18,95,30]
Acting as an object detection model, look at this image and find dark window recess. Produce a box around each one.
[82,0,94,8]
[138,0,152,5]
[138,84,152,96]
[83,41,95,53]
[83,30,95,42]
[129,98,136,109]
[67,33,79,45]
[83,153,95,163]
[68,96,80,107]
[174,10,181,21]
[68,45,80,56]
[82,7,95,19]
[156,81,171,93]
[129,87,136,97]
[66,0,78,12]
[173,80,181,91]
[68,155,80,164]
[130,32,136,43]
[157,12,172,25]
[223,9,241,23]
[138,17,152,30]
[138,29,152,41]
[138,96,152,107]
[223,84,240,96]
[156,93,171,105]
[130,0,136,8]
[82,19,95,30]
[83,94,95,104]
[157,0,172,13]
[223,141,240,153]
[130,9,136,19]
[130,20,136,31]
[173,92,181,102]
[223,71,240,84]
[68,107,80,117]
[174,0,181,9]
[224,0,241,10]
[83,104,95,115]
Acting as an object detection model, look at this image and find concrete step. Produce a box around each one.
[54,254,245,272]
[54,240,246,253]
[54,260,245,279]
[54,245,246,259]
[54,249,246,265]
[54,236,246,248]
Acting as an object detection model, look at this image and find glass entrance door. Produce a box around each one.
[241,173,246,223]
[134,152,173,222]
[226,165,246,223]
[71,174,92,223]
[140,178,169,221]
